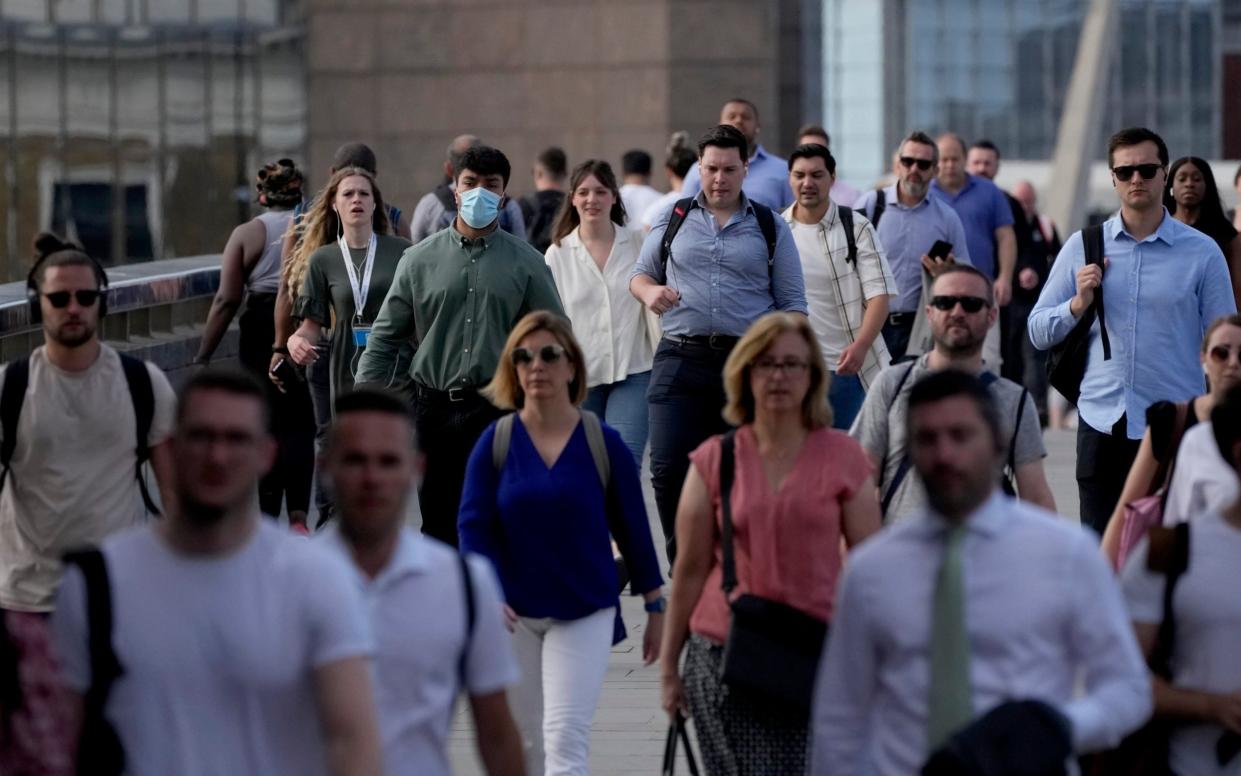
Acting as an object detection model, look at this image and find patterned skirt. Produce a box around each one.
[682,634,810,776]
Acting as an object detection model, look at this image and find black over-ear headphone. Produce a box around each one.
[26,250,110,325]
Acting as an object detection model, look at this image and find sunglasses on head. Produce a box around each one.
[899,156,934,171]
[1208,345,1241,365]
[43,289,100,308]
[930,295,990,313]
[511,344,566,366]
[1111,164,1162,182]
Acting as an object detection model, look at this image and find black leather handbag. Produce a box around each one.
[717,431,828,714]
[1045,224,1110,406]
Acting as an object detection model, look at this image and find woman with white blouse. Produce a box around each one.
[545,160,657,466]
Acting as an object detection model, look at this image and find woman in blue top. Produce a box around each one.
[459,310,665,776]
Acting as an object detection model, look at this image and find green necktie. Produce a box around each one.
[927,523,972,753]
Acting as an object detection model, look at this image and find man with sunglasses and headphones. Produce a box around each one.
[0,234,176,615]
[1030,126,1236,537]
[852,264,1055,523]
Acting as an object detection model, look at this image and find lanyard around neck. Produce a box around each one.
[338,232,377,321]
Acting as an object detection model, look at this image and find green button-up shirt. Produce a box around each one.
[356,225,565,390]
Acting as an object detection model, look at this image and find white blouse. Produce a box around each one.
[545,225,657,388]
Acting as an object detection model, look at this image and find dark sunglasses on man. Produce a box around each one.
[899,156,934,171]
[1111,164,1162,182]
[930,295,990,314]
[43,289,100,308]
[511,343,567,366]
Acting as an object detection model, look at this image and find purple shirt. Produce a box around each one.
[930,174,1013,280]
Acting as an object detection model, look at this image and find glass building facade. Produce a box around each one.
[823,0,1222,185]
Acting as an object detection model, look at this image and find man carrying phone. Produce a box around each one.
[1029,126,1236,536]
[856,131,972,362]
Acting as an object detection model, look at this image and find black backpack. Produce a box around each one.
[858,189,887,230]
[658,197,778,282]
[0,353,160,516]
[1045,224,1110,406]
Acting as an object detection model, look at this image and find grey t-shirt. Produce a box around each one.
[849,355,1045,522]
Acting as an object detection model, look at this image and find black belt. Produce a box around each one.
[664,334,740,350]
[412,382,483,404]
[887,312,915,326]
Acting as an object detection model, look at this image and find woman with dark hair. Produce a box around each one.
[1164,156,1241,305]
[543,160,656,466]
[641,132,698,231]
[285,167,412,408]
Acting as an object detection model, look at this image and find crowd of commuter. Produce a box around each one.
[0,92,1239,776]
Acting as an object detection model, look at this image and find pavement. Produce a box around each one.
[446,428,1082,775]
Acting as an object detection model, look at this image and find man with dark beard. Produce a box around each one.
[51,369,382,776]
[0,234,177,615]
[851,265,1054,522]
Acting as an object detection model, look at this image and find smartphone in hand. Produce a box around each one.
[928,240,953,261]
[269,357,303,385]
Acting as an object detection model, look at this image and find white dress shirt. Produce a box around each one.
[544,224,656,387]
[812,493,1151,776]
[322,527,519,776]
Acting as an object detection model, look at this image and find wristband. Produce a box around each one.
[644,595,667,614]
[272,345,289,355]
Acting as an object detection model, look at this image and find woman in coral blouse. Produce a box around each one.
[659,312,882,775]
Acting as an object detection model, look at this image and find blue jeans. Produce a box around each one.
[581,371,651,469]
[828,372,865,430]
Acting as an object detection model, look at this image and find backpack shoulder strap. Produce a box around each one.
[457,552,476,690]
[1145,522,1190,678]
[0,357,30,493]
[658,198,695,280]
[580,410,610,489]
[879,363,919,514]
[63,549,123,711]
[718,430,739,595]
[837,205,857,266]
[388,205,402,231]
[433,184,456,213]
[118,355,160,517]
[1081,224,1111,360]
[751,201,778,267]
[491,414,515,473]
[1008,386,1028,476]
[869,189,887,228]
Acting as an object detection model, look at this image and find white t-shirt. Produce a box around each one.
[620,183,663,227]
[0,345,176,612]
[790,220,850,364]
[642,190,682,230]
[51,520,373,776]
[323,527,519,776]
[1122,511,1241,776]
[1165,422,1239,526]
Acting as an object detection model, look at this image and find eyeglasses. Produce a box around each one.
[899,156,934,171]
[1111,164,1162,182]
[752,359,810,377]
[512,344,566,366]
[43,290,100,308]
[1208,345,1241,365]
[930,295,991,313]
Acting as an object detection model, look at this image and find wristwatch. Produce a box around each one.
[644,595,668,614]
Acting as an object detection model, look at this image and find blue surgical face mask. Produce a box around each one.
[458,186,502,229]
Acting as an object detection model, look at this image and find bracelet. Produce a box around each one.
[272,345,289,355]
[644,595,668,614]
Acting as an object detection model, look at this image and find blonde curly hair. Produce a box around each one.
[284,167,390,299]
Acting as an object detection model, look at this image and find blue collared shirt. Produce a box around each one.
[631,192,807,337]
[678,144,794,211]
[930,174,1013,280]
[856,186,973,313]
[1028,210,1236,439]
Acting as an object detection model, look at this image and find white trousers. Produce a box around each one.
[510,607,615,776]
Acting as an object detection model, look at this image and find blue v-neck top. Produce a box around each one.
[458,414,663,625]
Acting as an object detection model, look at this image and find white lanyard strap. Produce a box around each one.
[338,232,377,322]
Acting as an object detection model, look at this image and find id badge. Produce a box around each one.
[353,326,371,347]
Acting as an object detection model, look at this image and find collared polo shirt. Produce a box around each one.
[679,144,794,211]
[322,527,519,776]
[930,173,1014,280]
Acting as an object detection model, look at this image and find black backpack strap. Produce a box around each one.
[1145,522,1190,679]
[718,431,739,595]
[837,205,857,265]
[1081,224,1111,361]
[0,357,30,494]
[879,363,919,515]
[64,548,125,775]
[751,202,777,268]
[118,355,160,517]
[1007,387,1028,480]
[457,553,476,692]
[658,198,695,281]
[433,183,456,213]
[866,189,887,228]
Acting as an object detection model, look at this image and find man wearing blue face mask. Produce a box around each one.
[356,145,564,546]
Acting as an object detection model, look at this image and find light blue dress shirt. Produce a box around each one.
[631,192,807,337]
[930,174,1014,281]
[1028,210,1236,439]
[855,186,973,313]
[811,493,1152,776]
[679,144,794,211]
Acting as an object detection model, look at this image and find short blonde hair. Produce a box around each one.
[722,312,831,428]
[483,311,588,410]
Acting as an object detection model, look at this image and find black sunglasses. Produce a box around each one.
[930,294,990,313]
[1111,164,1162,182]
[43,289,100,308]
[899,156,934,171]
[512,344,566,366]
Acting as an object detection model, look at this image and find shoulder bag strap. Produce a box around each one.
[751,202,777,267]
[1146,522,1190,679]
[1156,402,1192,511]
[837,205,857,266]
[491,414,515,473]
[718,431,739,595]
[879,363,919,514]
[118,355,159,516]
[1081,224,1111,360]
[1007,387,1028,478]
[659,198,695,281]
[580,410,610,489]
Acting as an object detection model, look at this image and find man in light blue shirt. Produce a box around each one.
[630,124,806,562]
[813,370,1150,776]
[856,131,972,361]
[677,99,794,211]
[1029,126,1236,534]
